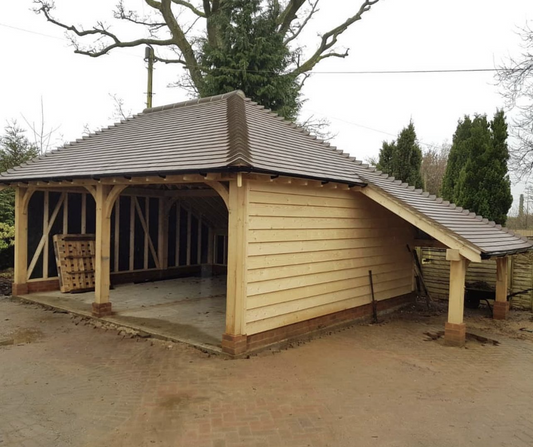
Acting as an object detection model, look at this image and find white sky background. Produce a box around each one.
[0,0,531,206]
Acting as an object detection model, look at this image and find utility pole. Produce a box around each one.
[145,46,154,109]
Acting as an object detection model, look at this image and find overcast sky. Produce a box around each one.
[0,0,531,204]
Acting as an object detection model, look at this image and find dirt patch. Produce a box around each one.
[0,271,13,296]
[0,327,44,346]
[423,330,500,346]
[398,298,533,343]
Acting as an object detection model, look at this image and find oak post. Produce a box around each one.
[444,250,468,347]
[222,179,249,355]
[13,187,30,295]
[93,184,113,317]
[494,257,509,320]
[158,198,170,270]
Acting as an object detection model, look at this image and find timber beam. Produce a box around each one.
[359,186,482,263]
[7,173,359,190]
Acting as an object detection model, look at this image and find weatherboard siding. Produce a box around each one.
[245,182,416,335]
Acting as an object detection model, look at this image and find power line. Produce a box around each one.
[311,68,499,75]
[308,110,435,148]
[0,22,140,58]
[0,23,505,75]
[0,22,64,40]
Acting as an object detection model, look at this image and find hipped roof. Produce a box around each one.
[0,90,530,259]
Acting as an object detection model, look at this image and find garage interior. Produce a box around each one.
[18,183,229,351]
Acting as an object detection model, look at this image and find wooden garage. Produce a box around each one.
[2,90,531,355]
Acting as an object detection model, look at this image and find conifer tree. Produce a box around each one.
[441,111,512,225]
[376,122,423,188]
[441,116,472,200]
[201,0,300,120]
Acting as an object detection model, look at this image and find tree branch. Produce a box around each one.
[170,0,206,17]
[35,1,175,57]
[159,0,203,90]
[290,0,380,77]
[284,0,319,45]
[114,1,167,33]
[154,55,186,64]
[277,0,307,36]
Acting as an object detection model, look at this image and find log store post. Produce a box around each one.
[444,249,469,347]
[494,257,509,320]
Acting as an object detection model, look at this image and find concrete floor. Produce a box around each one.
[19,276,227,351]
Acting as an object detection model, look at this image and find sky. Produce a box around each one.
[0,0,531,204]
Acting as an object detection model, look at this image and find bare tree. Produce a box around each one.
[299,114,336,142]
[420,143,450,196]
[21,97,62,155]
[33,0,380,96]
[497,22,533,178]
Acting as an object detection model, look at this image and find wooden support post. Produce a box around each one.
[114,198,120,273]
[129,196,135,271]
[63,192,69,234]
[207,227,213,264]
[43,191,49,279]
[93,184,113,317]
[13,187,31,295]
[175,202,180,267]
[494,257,509,320]
[197,216,202,264]
[81,193,87,234]
[144,197,149,270]
[158,198,170,270]
[222,179,249,356]
[186,209,191,266]
[444,249,468,347]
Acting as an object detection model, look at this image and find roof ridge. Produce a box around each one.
[226,91,252,167]
[144,90,245,114]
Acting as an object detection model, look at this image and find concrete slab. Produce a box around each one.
[19,276,227,352]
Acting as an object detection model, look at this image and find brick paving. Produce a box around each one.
[1,297,533,447]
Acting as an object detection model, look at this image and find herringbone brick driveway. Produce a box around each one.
[1,297,533,447]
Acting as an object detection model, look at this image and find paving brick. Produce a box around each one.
[1,298,533,447]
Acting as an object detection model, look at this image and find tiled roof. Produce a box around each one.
[353,165,532,258]
[0,91,363,185]
[0,90,530,258]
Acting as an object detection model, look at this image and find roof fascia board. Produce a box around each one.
[358,185,482,263]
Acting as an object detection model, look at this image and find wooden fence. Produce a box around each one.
[420,248,533,310]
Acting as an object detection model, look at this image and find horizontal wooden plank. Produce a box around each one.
[248,189,364,209]
[245,283,413,334]
[248,245,412,270]
[249,203,395,219]
[248,227,413,243]
[247,269,413,309]
[249,216,408,230]
[248,263,412,297]
[248,252,411,282]
[248,237,414,256]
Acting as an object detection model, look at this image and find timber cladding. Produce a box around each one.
[244,181,417,335]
